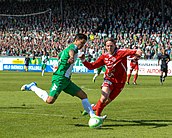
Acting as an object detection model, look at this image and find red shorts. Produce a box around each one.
[130,62,139,70]
[101,80,125,101]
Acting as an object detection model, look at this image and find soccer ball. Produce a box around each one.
[88,116,103,129]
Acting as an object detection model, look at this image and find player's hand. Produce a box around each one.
[78,54,85,61]
[68,57,74,64]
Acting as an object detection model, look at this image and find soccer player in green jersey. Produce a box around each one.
[21,33,106,121]
[41,51,49,76]
[92,65,106,82]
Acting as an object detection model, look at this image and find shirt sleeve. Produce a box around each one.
[82,55,105,70]
[120,49,137,57]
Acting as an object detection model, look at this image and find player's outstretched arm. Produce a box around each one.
[78,53,86,62]
[79,54,104,70]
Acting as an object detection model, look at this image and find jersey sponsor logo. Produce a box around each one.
[105,56,117,69]
[51,84,57,91]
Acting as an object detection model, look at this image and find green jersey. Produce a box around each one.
[53,44,78,78]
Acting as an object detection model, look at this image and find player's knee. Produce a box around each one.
[76,90,87,99]
[46,100,55,104]
[46,97,55,104]
[101,92,109,103]
[100,97,107,103]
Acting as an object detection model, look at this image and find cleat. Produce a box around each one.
[81,110,88,116]
[127,82,129,85]
[81,104,95,116]
[21,85,27,91]
[160,78,163,85]
[21,82,37,91]
[162,77,165,82]
[93,115,107,121]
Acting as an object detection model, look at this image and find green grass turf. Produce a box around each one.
[0,71,172,138]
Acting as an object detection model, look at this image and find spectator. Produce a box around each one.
[0,0,171,59]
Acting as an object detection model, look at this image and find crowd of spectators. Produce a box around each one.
[0,0,171,60]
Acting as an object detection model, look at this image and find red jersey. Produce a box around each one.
[83,49,137,83]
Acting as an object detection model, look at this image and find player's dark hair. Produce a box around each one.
[104,37,116,45]
[74,33,87,41]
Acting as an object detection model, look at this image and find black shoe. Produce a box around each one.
[160,80,163,85]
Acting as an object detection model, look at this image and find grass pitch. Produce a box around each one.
[0,71,172,138]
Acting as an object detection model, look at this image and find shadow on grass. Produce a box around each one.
[103,118,172,128]
[0,106,34,109]
[74,119,172,129]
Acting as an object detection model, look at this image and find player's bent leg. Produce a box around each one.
[21,82,50,102]
[21,82,37,91]
[101,87,110,103]
[81,104,95,116]
[76,90,107,119]
[46,96,56,104]
[76,90,88,99]
[68,82,107,119]
[109,84,124,101]
[94,87,110,116]
[96,83,124,116]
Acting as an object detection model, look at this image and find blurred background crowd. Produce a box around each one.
[0,0,171,60]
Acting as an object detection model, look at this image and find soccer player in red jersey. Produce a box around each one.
[126,46,140,85]
[79,37,142,116]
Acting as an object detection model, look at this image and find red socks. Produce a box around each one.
[134,74,138,83]
[93,100,106,116]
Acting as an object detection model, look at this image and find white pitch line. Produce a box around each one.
[80,86,99,91]
[1,111,71,118]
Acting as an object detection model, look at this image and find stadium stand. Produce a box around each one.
[0,0,171,59]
